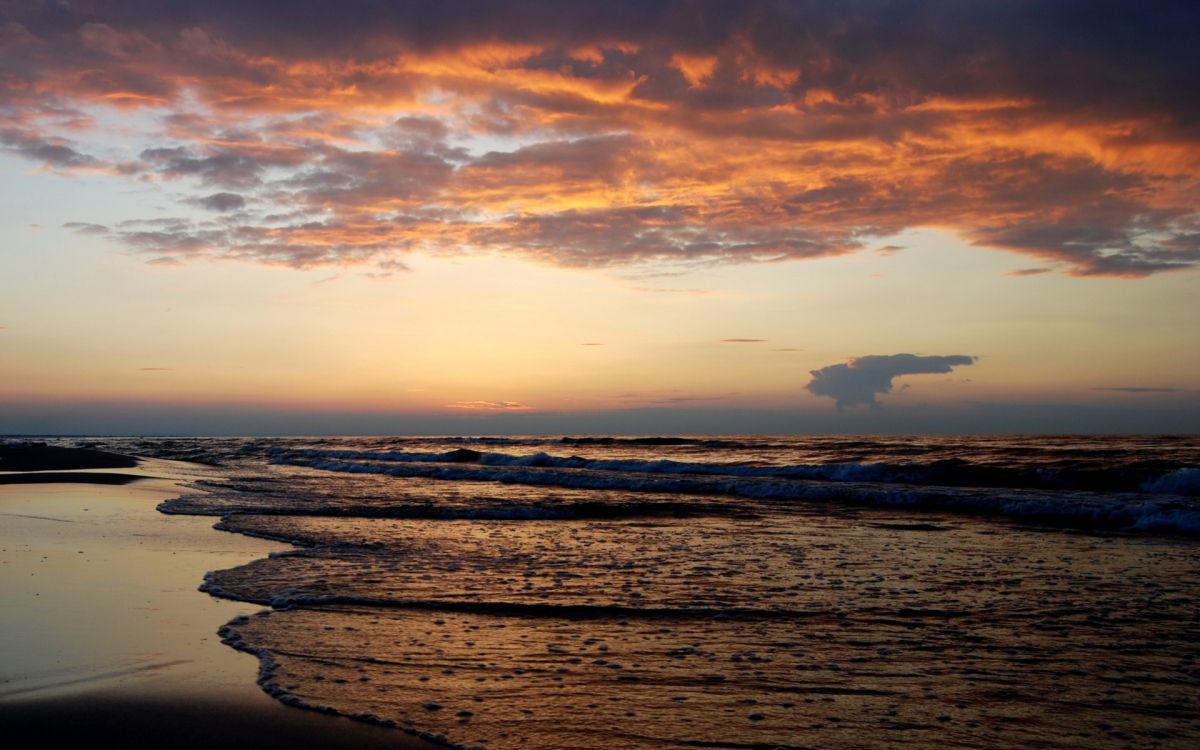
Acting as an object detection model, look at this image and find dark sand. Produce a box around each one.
[0,453,434,749]
[0,689,421,749]
[0,471,144,485]
[0,443,138,471]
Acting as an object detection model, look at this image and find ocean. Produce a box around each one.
[76,435,1200,748]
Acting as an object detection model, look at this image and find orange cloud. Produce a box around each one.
[6,2,1199,277]
[671,53,717,87]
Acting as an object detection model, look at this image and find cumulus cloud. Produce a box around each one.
[0,2,1197,275]
[807,354,977,409]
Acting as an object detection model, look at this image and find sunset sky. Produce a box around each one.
[1,0,1197,435]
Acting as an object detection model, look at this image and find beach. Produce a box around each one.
[3,437,1199,749]
[0,450,432,749]
[3,2,1197,745]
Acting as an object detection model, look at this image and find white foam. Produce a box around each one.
[274,455,1200,534]
[1141,467,1200,496]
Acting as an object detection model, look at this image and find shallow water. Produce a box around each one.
[63,435,1200,748]
[0,466,437,749]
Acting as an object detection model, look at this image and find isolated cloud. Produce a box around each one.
[807,354,977,409]
[62,221,110,235]
[191,192,246,212]
[0,2,1197,274]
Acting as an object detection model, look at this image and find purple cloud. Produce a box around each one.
[808,354,977,409]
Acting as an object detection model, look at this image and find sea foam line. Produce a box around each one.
[272,455,1200,534]
[272,446,1200,495]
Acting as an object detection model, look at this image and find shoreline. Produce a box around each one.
[0,457,435,748]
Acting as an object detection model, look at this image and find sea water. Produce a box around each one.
[75,435,1200,748]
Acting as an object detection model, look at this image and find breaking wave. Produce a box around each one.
[265,452,1200,533]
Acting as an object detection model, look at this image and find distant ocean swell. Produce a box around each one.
[272,446,1200,495]
[266,451,1200,533]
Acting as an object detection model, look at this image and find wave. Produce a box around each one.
[272,446,1200,496]
[166,496,732,521]
[1141,467,1200,496]
[560,436,776,449]
[74,435,1199,481]
[271,454,1200,534]
[202,574,964,622]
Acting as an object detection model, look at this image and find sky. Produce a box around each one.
[1,0,1198,435]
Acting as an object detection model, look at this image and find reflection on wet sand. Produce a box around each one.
[211,511,1200,749]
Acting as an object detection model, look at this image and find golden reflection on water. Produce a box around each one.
[214,509,1200,749]
[0,476,281,697]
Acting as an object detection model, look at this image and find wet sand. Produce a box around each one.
[0,460,433,749]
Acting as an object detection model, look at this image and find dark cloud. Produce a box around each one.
[464,135,639,189]
[1009,267,1053,277]
[62,221,110,235]
[807,353,977,409]
[65,213,415,268]
[8,1,1196,125]
[651,394,736,405]
[1094,387,1184,394]
[0,128,97,168]
[136,145,307,188]
[288,146,454,209]
[471,205,859,268]
[191,192,246,211]
[386,116,469,161]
